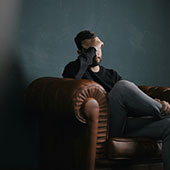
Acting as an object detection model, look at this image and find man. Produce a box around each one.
[62,30,170,170]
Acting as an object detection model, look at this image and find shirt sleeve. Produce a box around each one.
[62,47,96,79]
[110,69,122,83]
[115,71,122,82]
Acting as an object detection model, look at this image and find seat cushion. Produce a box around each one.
[106,137,162,161]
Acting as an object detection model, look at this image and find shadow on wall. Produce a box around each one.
[0,0,39,168]
[0,51,39,168]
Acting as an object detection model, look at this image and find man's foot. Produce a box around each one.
[155,98,170,116]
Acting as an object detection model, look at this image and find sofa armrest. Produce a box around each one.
[138,85,170,103]
[24,77,108,122]
[24,77,109,170]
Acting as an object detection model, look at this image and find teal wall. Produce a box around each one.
[19,0,170,87]
[0,0,169,168]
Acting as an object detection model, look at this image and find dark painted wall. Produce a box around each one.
[0,0,39,169]
[19,0,170,87]
[0,0,169,168]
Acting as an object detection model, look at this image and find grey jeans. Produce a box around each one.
[108,80,170,170]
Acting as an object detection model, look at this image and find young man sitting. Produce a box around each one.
[62,30,170,170]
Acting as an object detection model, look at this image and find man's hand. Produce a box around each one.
[155,98,170,116]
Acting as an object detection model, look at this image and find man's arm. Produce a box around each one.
[62,47,96,79]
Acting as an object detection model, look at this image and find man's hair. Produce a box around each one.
[74,30,96,50]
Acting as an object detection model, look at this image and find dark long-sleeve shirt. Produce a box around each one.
[62,47,122,93]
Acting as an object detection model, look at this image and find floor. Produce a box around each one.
[96,162,163,170]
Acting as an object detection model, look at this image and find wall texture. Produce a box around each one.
[0,0,169,168]
[19,0,170,87]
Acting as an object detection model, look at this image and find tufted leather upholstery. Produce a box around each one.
[24,77,170,170]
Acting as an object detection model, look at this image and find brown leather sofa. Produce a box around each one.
[24,77,170,170]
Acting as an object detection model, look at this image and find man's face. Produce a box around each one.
[81,37,103,66]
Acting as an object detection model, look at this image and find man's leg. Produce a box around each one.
[125,118,170,170]
[108,80,163,137]
[107,80,170,170]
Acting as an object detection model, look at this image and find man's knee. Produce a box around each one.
[109,80,135,96]
[115,80,135,88]
[108,80,133,100]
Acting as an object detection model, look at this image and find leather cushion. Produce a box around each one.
[106,137,162,161]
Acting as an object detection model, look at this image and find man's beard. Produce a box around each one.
[90,56,102,67]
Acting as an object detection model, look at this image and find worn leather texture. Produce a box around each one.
[24,77,170,170]
[106,137,162,161]
[139,85,170,103]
